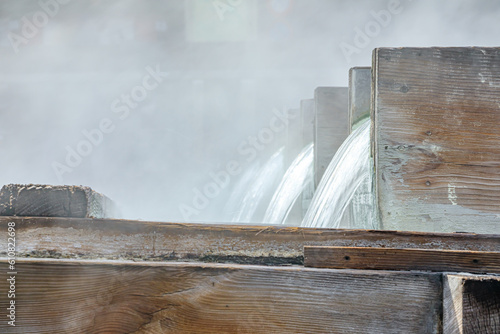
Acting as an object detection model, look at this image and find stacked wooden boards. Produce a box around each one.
[0,258,443,333]
[1,216,499,333]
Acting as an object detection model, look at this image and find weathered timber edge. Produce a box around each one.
[0,258,443,334]
[1,217,500,265]
[443,274,500,334]
[304,246,500,274]
[0,184,117,218]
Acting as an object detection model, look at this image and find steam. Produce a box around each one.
[0,0,498,222]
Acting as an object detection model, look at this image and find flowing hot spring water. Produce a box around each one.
[223,161,260,220]
[301,119,378,229]
[263,142,314,224]
[231,147,284,222]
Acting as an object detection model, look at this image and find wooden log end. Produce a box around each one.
[0,184,117,218]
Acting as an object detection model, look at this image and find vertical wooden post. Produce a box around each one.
[347,67,376,228]
[314,87,349,188]
[372,47,500,233]
[349,67,371,133]
[283,101,315,224]
[444,274,500,334]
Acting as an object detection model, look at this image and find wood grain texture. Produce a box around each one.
[314,87,349,188]
[444,274,500,334]
[372,47,500,233]
[0,184,116,218]
[304,246,500,274]
[348,67,371,132]
[0,258,443,333]
[2,217,500,264]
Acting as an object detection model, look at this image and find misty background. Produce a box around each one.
[0,0,499,222]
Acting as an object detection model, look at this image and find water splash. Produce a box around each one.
[301,119,378,228]
[348,170,377,229]
[223,161,260,220]
[232,147,284,222]
[263,143,314,224]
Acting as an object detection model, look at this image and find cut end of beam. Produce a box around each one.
[0,184,117,218]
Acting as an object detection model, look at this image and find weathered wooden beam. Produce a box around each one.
[346,67,375,228]
[348,66,371,133]
[304,246,500,274]
[284,101,315,224]
[0,184,116,218]
[314,87,349,188]
[444,274,500,334]
[0,258,443,333]
[372,47,500,233]
[2,217,500,264]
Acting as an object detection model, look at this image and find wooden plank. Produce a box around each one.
[284,102,315,224]
[2,217,500,264]
[0,184,116,218]
[372,47,500,233]
[444,274,500,334]
[348,66,371,132]
[314,87,349,188]
[304,246,500,274]
[0,258,443,333]
[347,67,374,228]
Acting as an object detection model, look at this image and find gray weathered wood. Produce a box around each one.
[314,87,349,188]
[347,67,375,228]
[2,217,500,264]
[0,184,116,218]
[0,258,443,333]
[444,274,500,334]
[372,47,500,233]
[349,67,371,132]
[304,246,500,274]
[283,101,315,224]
